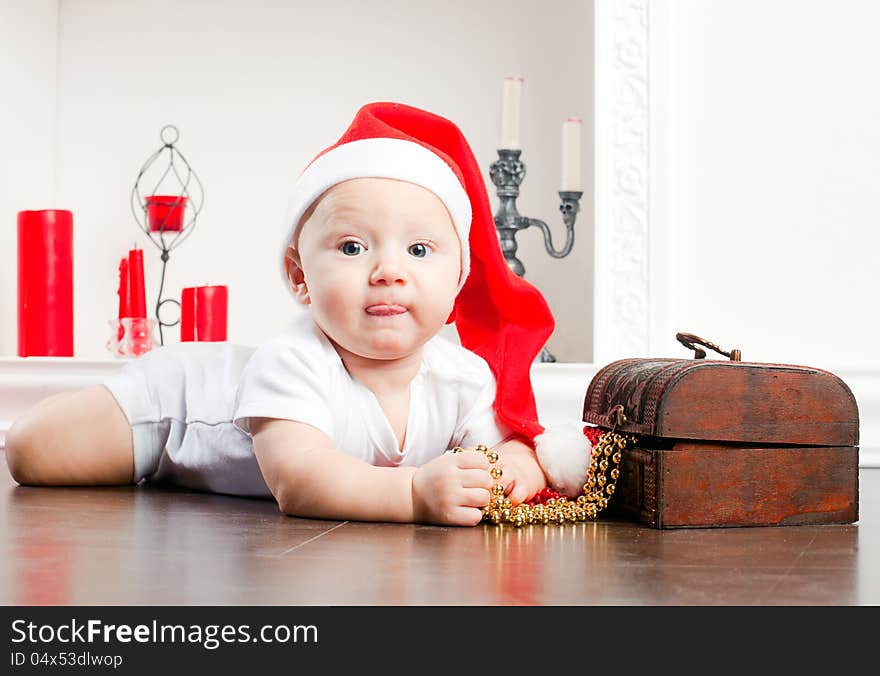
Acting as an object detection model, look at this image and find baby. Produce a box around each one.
[4,102,588,526]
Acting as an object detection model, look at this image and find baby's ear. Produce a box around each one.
[285,246,310,305]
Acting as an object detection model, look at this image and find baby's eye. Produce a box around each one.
[408,243,430,258]
[340,241,365,256]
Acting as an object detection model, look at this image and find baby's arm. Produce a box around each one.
[251,418,493,526]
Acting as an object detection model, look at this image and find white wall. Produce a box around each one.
[1,0,593,361]
[0,0,59,353]
[657,0,880,372]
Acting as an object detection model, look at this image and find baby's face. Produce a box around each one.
[288,178,462,361]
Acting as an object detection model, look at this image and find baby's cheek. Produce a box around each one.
[312,267,356,302]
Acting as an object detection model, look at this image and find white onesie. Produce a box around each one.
[102,311,512,498]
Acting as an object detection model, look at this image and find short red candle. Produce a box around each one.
[127,248,147,318]
[17,209,74,357]
[180,285,228,342]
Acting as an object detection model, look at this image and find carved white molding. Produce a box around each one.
[594,0,650,363]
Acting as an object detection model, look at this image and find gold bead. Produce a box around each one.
[599,459,609,471]
[452,446,464,453]
[487,451,499,464]
[475,444,488,453]
[491,467,503,479]
[503,498,512,509]
[612,452,622,464]
[502,509,511,520]
[606,484,615,495]
[546,498,556,507]
[514,516,524,527]
[611,468,619,480]
[493,483,505,496]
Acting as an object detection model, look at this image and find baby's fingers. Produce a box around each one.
[453,450,491,470]
[460,468,494,489]
[506,480,533,506]
[447,506,485,527]
[460,487,492,509]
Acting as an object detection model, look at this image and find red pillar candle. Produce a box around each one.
[17,210,74,357]
[180,285,228,342]
[127,248,147,318]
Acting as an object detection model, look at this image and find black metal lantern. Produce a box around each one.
[130,124,205,345]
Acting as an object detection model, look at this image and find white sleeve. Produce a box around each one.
[451,365,513,449]
[232,336,333,438]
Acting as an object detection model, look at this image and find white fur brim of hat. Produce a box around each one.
[535,422,594,498]
[281,138,472,291]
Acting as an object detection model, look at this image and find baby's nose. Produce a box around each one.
[369,255,407,285]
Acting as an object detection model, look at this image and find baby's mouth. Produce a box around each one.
[365,303,408,317]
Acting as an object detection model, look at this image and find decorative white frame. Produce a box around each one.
[594,0,670,363]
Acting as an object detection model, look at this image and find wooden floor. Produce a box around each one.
[1,457,877,606]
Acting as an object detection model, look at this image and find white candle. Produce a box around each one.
[501,76,524,149]
[561,116,583,191]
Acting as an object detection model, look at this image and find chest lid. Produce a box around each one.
[582,335,859,447]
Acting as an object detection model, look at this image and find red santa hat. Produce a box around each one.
[282,101,591,498]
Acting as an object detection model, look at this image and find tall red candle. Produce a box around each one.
[180,285,228,342]
[117,257,130,318]
[116,256,129,342]
[17,210,74,357]
[127,248,147,318]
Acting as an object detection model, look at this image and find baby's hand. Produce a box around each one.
[411,450,493,526]
[496,442,549,506]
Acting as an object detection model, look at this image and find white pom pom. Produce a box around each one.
[534,422,593,498]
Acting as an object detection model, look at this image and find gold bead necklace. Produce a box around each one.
[452,431,637,527]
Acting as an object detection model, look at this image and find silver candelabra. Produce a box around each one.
[489,148,582,362]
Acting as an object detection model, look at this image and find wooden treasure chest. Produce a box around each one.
[583,333,859,529]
